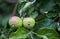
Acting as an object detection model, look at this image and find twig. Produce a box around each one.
[29,31,34,39]
[32,31,41,38]
[12,2,18,16]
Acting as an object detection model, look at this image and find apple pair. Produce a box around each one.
[9,16,35,29]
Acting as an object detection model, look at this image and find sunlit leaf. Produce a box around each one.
[9,28,29,39]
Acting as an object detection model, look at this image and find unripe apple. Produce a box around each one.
[9,16,22,28]
[23,17,35,29]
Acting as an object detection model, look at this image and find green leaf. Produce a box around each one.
[2,15,12,26]
[18,0,27,4]
[35,18,57,30]
[40,0,55,13]
[36,28,60,39]
[55,0,60,3]
[46,13,58,18]
[26,34,41,39]
[18,2,26,10]
[0,37,4,39]
[18,2,26,16]
[57,25,60,31]
[59,13,60,17]
[0,15,2,25]
[30,11,38,18]
[0,0,3,4]
[9,28,28,39]
[25,6,35,15]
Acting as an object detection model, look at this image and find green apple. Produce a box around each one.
[23,17,35,29]
[9,16,22,28]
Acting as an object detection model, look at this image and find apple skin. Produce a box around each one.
[23,17,35,29]
[9,16,22,28]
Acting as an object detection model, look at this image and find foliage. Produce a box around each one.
[0,0,60,39]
